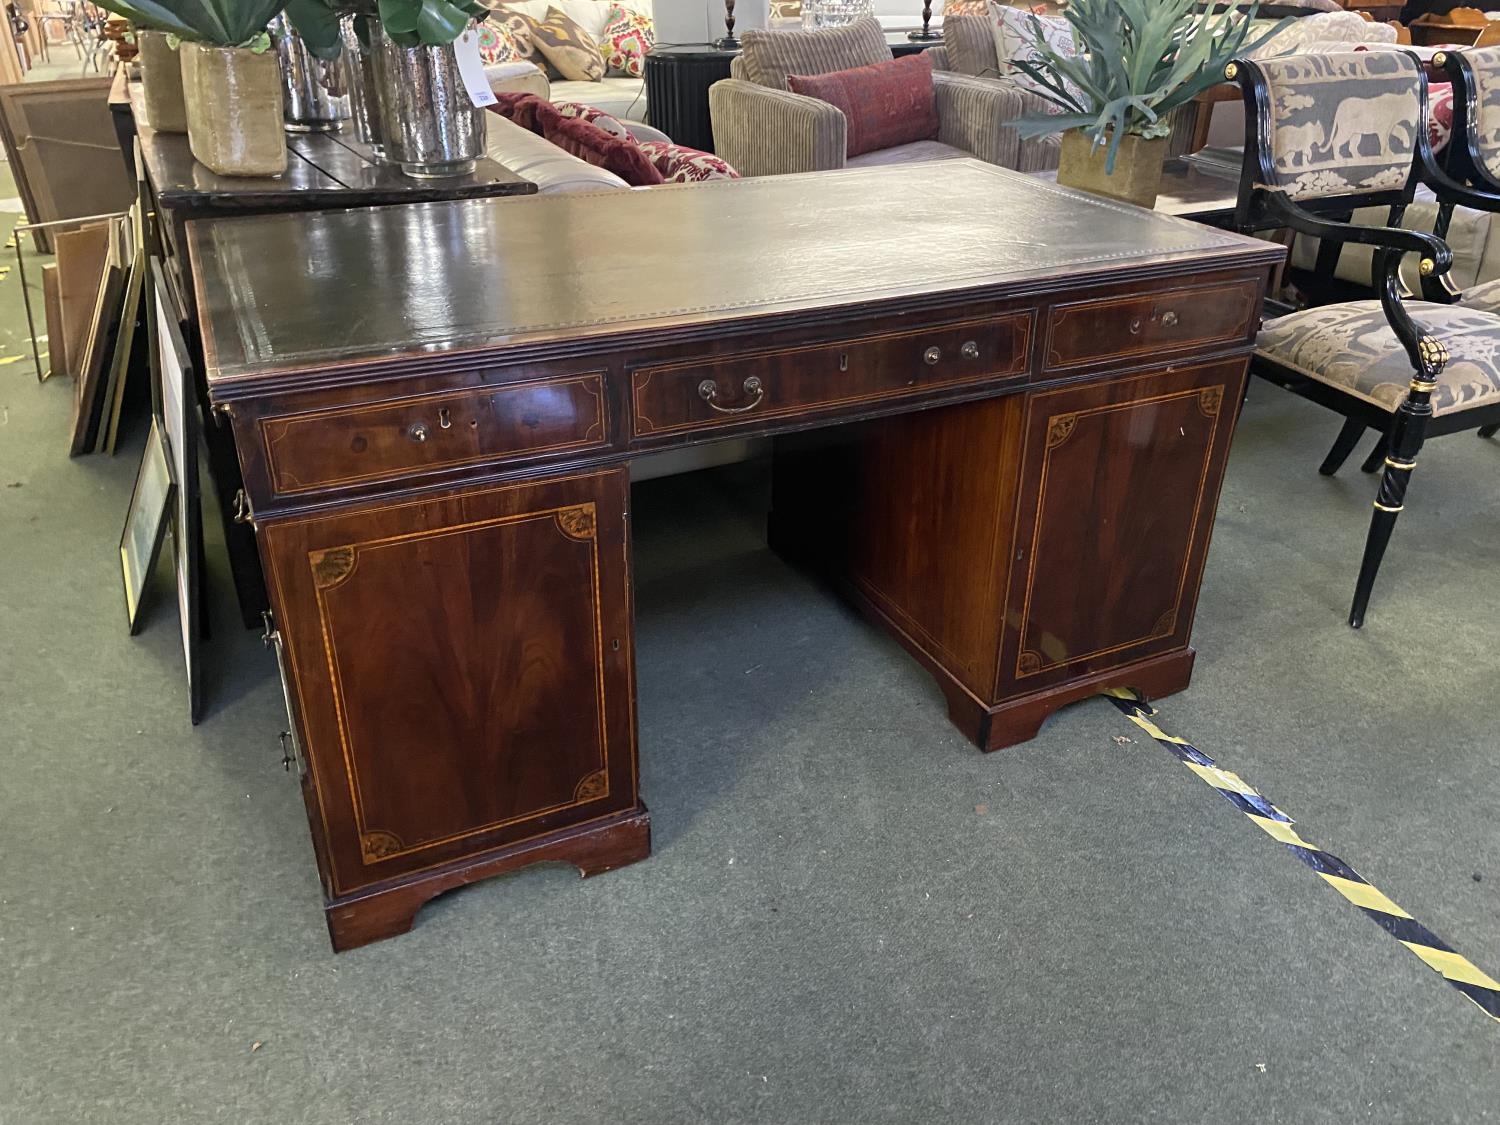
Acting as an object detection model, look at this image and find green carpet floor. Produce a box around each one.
[2,205,1499,1122]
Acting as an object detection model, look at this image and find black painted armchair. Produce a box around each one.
[1231,49,1500,627]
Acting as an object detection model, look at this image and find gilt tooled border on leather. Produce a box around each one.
[202,165,1257,382]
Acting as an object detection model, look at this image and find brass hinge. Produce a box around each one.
[232,489,253,525]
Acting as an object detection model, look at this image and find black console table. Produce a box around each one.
[646,34,940,153]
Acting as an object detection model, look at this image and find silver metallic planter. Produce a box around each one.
[370,22,485,178]
[340,14,385,158]
[273,15,351,133]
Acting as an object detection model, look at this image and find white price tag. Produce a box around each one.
[454,28,498,108]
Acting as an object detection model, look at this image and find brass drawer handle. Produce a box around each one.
[407,421,430,443]
[961,340,980,360]
[924,346,942,365]
[1158,309,1180,327]
[698,375,764,415]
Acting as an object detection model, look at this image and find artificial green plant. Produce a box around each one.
[1015,0,1286,172]
[284,0,485,58]
[88,0,288,48]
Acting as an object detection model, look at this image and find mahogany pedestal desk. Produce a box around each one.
[190,162,1283,951]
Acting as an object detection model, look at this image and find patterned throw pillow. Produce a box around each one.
[554,101,633,139]
[637,140,740,182]
[538,109,665,185]
[530,5,605,82]
[787,53,939,157]
[768,0,802,24]
[1429,81,1455,156]
[599,3,654,78]
[985,1,1077,96]
[483,9,542,66]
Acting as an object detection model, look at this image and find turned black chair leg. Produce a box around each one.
[1480,423,1499,438]
[1349,496,1404,628]
[1360,433,1389,473]
[1349,374,1433,628]
[1320,417,1366,476]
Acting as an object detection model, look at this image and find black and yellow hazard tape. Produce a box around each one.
[1105,688,1500,1023]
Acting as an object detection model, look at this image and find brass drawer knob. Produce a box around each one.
[698,375,765,415]
[1159,310,1179,327]
[961,340,980,360]
[924,346,942,365]
[407,421,430,443]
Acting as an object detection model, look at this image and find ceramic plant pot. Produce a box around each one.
[1056,130,1168,210]
[138,30,188,134]
[181,42,287,178]
[369,21,485,178]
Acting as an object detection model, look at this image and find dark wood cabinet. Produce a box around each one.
[769,354,1247,751]
[192,161,1282,949]
[259,468,645,947]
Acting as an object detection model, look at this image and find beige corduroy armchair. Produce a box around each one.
[708,17,1064,178]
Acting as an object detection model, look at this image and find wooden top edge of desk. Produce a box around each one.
[191,161,1284,393]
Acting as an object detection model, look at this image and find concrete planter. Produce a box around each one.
[138,31,187,134]
[181,42,287,177]
[1057,130,1167,210]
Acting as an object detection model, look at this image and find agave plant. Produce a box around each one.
[88,0,288,47]
[1014,0,1287,173]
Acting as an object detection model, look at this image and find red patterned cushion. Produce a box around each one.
[553,101,633,140]
[488,91,550,132]
[599,3,654,78]
[786,53,938,158]
[537,105,665,186]
[1430,81,1454,156]
[637,140,739,182]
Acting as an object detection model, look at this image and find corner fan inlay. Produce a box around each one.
[1046,415,1078,449]
[573,769,607,801]
[1198,386,1224,417]
[555,505,597,541]
[361,830,404,861]
[310,546,357,589]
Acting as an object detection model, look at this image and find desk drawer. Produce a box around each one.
[261,372,608,495]
[631,314,1032,438]
[1042,279,1259,373]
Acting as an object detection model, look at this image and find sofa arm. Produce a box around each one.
[931,71,1060,173]
[709,79,847,177]
[923,45,949,70]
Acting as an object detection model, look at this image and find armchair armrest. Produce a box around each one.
[1256,192,1452,372]
[1274,203,1453,278]
[922,45,949,70]
[708,79,846,177]
[930,72,1059,172]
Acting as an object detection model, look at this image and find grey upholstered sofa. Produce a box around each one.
[708,17,1063,177]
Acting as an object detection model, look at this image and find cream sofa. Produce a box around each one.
[486,112,670,191]
[482,0,651,123]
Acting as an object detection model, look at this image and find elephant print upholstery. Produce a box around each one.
[1256,51,1421,200]
[1462,46,1500,183]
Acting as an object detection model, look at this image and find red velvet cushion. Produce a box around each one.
[786,53,939,158]
[537,105,665,186]
[487,91,551,133]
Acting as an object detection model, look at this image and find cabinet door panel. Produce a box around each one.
[261,469,636,896]
[998,359,1245,696]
